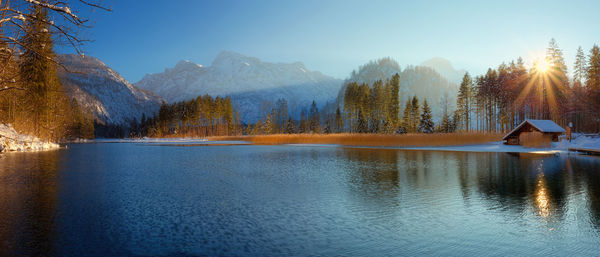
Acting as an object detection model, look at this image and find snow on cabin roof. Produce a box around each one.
[502,119,566,140]
[526,120,566,133]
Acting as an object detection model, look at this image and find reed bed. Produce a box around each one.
[208,133,503,147]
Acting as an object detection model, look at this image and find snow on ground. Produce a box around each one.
[88,138,250,145]
[285,134,600,155]
[0,124,60,152]
[342,134,600,154]
[391,142,565,154]
[554,134,600,150]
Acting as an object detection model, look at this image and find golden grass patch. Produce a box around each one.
[208,133,502,147]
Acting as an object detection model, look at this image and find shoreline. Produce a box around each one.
[43,133,600,156]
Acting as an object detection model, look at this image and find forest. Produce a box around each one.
[133,95,240,138]
[452,39,600,133]
[248,39,600,135]
[0,4,95,141]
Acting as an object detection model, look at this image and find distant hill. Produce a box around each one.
[58,54,163,126]
[420,57,467,84]
[135,51,343,123]
[336,57,458,120]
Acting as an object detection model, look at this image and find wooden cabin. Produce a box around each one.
[502,120,565,145]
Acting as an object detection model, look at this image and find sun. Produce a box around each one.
[535,58,551,73]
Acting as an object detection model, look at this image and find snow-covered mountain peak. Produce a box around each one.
[58,54,163,125]
[211,51,261,70]
[174,59,203,71]
[135,51,343,122]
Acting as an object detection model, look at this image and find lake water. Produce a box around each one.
[1,142,600,256]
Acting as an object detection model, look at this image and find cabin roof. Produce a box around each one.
[502,119,565,140]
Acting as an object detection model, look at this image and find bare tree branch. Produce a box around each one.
[0,86,25,92]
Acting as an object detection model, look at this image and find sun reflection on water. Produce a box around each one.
[534,162,551,218]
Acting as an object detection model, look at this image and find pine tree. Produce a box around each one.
[309,100,320,133]
[588,44,600,126]
[370,80,385,133]
[457,72,473,131]
[440,111,452,133]
[0,34,21,125]
[388,73,400,128]
[574,46,587,86]
[334,107,344,133]
[344,82,360,132]
[19,6,67,140]
[587,45,600,91]
[357,108,368,133]
[263,113,273,134]
[418,100,434,133]
[545,38,569,122]
[410,96,420,133]
[285,117,295,134]
[401,98,412,133]
[298,108,309,133]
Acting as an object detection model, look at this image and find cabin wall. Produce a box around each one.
[503,122,564,145]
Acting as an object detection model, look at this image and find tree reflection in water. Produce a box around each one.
[0,151,61,256]
[340,148,600,228]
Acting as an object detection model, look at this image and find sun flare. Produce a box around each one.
[535,58,551,73]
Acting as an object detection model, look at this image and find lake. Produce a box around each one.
[1,142,600,256]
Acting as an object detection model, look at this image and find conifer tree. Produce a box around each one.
[410,96,420,133]
[19,6,68,140]
[335,107,344,133]
[588,45,600,90]
[0,33,21,124]
[401,98,412,133]
[588,44,600,124]
[357,108,368,133]
[285,117,295,134]
[457,72,473,131]
[545,39,569,121]
[440,111,452,133]
[309,100,320,133]
[418,100,434,133]
[388,73,400,128]
[574,46,587,86]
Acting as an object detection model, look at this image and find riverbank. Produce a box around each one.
[208,133,503,147]
[0,124,60,152]
[207,133,600,155]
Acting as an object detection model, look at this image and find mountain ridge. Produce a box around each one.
[420,57,467,84]
[58,54,163,126]
[135,51,343,123]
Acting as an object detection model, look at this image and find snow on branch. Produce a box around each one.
[21,0,81,24]
[0,14,25,24]
[0,1,111,58]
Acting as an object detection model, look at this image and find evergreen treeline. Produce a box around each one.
[453,39,600,133]
[0,6,94,140]
[249,99,320,134]
[343,74,401,133]
[137,95,240,137]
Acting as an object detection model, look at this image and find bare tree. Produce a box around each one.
[0,0,111,89]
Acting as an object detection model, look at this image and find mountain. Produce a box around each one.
[58,54,163,126]
[420,57,467,84]
[134,51,343,123]
[336,57,458,120]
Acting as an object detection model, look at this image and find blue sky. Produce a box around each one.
[58,0,600,82]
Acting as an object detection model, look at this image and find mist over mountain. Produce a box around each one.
[336,57,458,120]
[420,57,467,84]
[58,54,163,126]
[134,51,343,123]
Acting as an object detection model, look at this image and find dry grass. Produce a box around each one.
[519,132,552,148]
[208,133,503,147]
